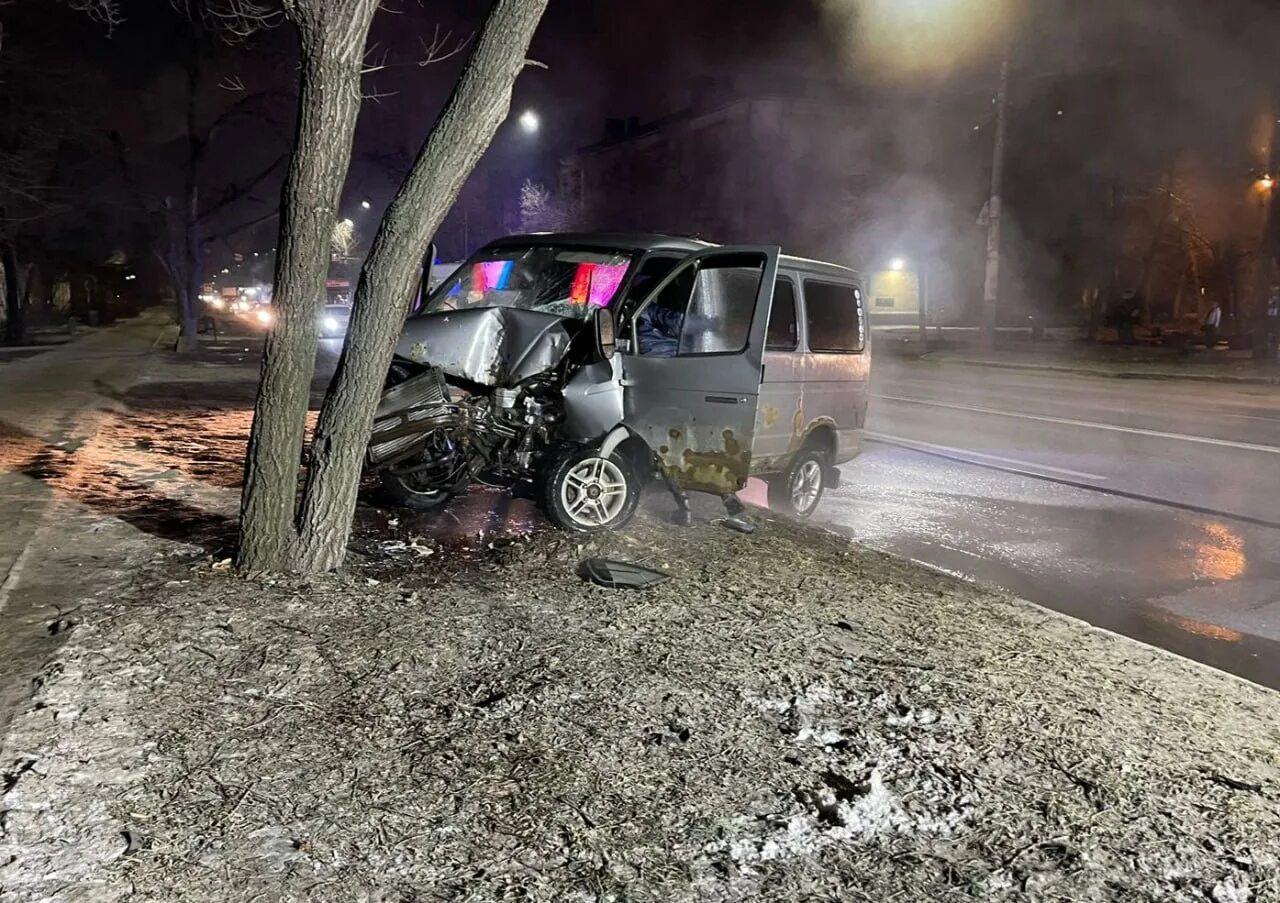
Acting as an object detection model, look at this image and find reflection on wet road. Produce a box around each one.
[817,356,1280,689]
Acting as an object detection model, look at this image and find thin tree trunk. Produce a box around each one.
[237,1,378,572]
[178,182,203,351]
[1135,170,1174,325]
[1,241,24,347]
[290,0,549,572]
[177,37,204,353]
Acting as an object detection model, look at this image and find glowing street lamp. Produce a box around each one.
[1260,175,1275,191]
[360,200,372,209]
[890,257,907,271]
[518,110,540,134]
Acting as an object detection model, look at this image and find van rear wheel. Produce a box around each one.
[767,448,827,519]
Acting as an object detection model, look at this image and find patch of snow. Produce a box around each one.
[720,769,953,872]
[886,706,941,727]
[745,685,838,745]
[794,727,846,746]
[1212,876,1252,903]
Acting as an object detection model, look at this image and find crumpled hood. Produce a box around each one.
[396,307,575,387]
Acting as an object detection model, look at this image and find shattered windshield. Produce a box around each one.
[422,246,634,320]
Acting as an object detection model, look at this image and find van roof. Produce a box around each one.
[490,232,714,254]
[485,232,861,280]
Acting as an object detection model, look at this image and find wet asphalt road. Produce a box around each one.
[815,355,1280,689]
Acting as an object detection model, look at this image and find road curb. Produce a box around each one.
[916,355,1280,386]
[151,323,181,352]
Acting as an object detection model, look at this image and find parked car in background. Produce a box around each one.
[365,232,870,531]
[320,304,351,338]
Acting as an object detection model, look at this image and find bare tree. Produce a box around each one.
[517,178,570,233]
[237,0,548,572]
[111,17,289,351]
[0,47,86,344]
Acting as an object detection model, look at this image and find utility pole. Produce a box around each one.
[917,266,929,349]
[1254,112,1280,360]
[980,54,1010,353]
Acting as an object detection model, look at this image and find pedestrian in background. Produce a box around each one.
[1202,301,1222,348]
[1118,290,1138,345]
[1266,285,1280,361]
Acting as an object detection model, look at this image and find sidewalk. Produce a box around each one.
[0,309,177,737]
[917,342,1280,385]
[0,327,1276,901]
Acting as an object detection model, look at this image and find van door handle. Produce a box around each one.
[705,395,740,405]
[620,378,636,387]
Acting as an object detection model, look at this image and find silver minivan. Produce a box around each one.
[366,232,869,531]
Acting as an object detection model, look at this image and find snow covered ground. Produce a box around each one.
[3,511,1277,902]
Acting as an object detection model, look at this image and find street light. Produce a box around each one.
[843,0,1011,77]
[519,110,539,134]
[890,257,906,271]
[360,200,371,209]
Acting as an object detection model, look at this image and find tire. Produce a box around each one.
[767,448,827,519]
[379,468,463,511]
[543,445,641,533]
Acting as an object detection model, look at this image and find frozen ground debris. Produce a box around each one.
[2,511,1278,902]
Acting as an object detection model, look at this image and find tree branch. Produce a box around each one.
[198,151,288,221]
[204,207,279,243]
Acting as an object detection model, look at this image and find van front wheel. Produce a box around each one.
[767,448,827,519]
[544,445,640,533]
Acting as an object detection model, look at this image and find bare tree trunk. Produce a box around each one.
[174,38,203,354]
[1135,170,1174,325]
[177,181,203,351]
[290,0,549,572]
[1,240,24,347]
[237,1,379,572]
[1253,114,1280,358]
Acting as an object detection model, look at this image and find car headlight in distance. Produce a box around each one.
[256,309,273,326]
[323,316,339,331]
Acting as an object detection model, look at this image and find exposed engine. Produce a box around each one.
[368,365,565,500]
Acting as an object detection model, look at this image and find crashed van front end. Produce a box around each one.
[364,239,643,530]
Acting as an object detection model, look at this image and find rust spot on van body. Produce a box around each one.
[663,427,751,492]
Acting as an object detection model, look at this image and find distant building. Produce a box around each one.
[559,97,881,265]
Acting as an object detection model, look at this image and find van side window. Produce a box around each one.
[637,254,765,357]
[803,280,865,353]
[766,278,799,352]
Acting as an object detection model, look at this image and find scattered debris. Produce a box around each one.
[120,829,146,857]
[576,557,670,589]
[1202,769,1265,794]
[378,538,435,558]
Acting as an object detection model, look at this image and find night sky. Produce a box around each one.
[7,0,1280,278]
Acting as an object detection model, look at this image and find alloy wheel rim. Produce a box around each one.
[790,460,823,513]
[561,457,628,526]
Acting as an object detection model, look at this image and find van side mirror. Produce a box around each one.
[595,307,617,361]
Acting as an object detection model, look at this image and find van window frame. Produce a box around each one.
[765,274,801,353]
[800,277,866,355]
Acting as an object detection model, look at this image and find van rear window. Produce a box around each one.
[804,280,865,353]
